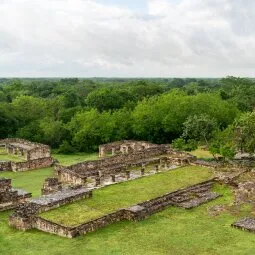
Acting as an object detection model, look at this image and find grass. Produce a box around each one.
[0,148,24,162]
[1,160,255,254]
[0,167,55,197]
[41,166,213,226]
[52,152,99,166]
[190,148,215,159]
[2,183,255,254]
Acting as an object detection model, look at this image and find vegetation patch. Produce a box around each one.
[52,153,99,166]
[0,148,24,162]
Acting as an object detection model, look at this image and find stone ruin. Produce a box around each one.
[0,138,54,172]
[41,178,62,195]
[56,141,195,185]
[9,179,220,238]
[6,140,225,238]
[99,140,156,157]
[232,218,255,233]
[0,178,32,211]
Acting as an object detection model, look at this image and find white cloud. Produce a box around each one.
[0,0,254,77]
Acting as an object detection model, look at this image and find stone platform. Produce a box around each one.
[232,218,255,232]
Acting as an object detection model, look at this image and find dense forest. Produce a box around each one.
[0,77,254,157]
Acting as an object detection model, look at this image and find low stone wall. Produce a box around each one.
[232,218,255,232]
[10,157,54,172]
[9,188,92,230]
[15,180,219,238]
[0,178,32,211]
[0,161,12,171]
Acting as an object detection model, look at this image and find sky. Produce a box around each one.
[0,0,255,77]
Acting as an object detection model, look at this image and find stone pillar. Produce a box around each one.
[99,147,105,157]
[112,148,115,156]
[126,170,131,180]
[41,177,62,195]
[111,175,116,183]
[159,158,164,169]
[141,167,145,176]
[95,177,101,186]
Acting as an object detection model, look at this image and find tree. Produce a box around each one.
[233,111,255,153]
[182,114,218,146]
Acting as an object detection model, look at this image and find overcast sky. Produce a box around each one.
[0,0,254,77]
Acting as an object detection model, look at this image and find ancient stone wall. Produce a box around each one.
[0,161,12,171]
[10,180,219,238]
[11,157,54,172]
[57,145,194,184]
[0,138,50,160]
[41,178,62,195]
[9,188,92,230]
[0,178,32,211]
[99,140,156,157]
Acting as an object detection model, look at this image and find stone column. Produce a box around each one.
[126,170,131,180]
[159,158,165,169]
[112,148,115,156]
[111,175,116,183]
[141,167,145,176]
[99,147,105,157]
[95,177,101,186]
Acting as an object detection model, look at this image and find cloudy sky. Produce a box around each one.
[0,0,254,77]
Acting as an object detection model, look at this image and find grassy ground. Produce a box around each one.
[190,148,215,159]
[0,167,54,197]
[52,153,99,166]
[41,166,212,226]
[1,157,255,254]
[2,184,255,254]
[0,148,24,162]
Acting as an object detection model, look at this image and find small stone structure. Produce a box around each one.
[0,138,54,172]
[99,140,156,157]
[9,187,92,231]
[56,141,195,185]
[41,178,62,195]
[234,181,255,204]
[9,180,220,238]
[232,218,255,232]
[0,178,31,211]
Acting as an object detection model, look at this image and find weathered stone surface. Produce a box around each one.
[0,178,31,211]
[207,205,226,216]
[41,178,62,195]
[232,218,255,232]
[234,181,255,204]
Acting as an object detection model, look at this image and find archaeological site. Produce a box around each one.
[1,137,255,245]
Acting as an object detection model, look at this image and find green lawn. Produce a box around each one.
[0,167,54,197]
[2,184,255,254]
[52,153,99,166]
[41,166,213,226]
[1,162,255,254]
[0,148,24,162]
[190,148,215,159]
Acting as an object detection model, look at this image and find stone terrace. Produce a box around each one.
[232,218,255,232]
